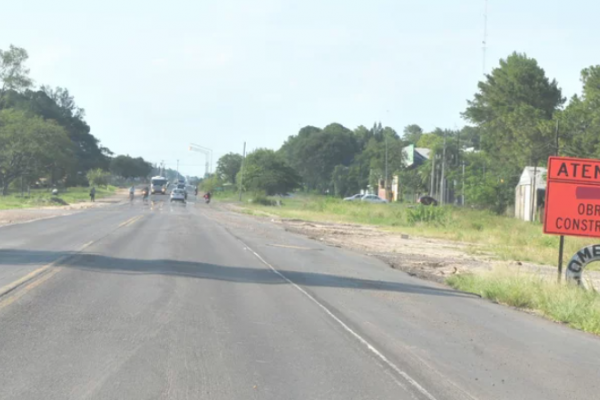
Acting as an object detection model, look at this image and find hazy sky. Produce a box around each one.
[2,0,598,176]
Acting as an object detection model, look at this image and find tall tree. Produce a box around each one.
[279,123,358,192]
[110,155,152,179]
[463,52,564,167]
[0,45,33,95]
[1,88,110,184]
[216,153,243,184]
[239,149,301,195]
[0,109,72,194]
[402,124,423,144]
[560,65,600,158]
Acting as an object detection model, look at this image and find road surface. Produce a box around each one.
[0,194,599,399]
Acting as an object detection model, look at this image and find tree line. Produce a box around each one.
[0,45,155,195]
[214,51,600,213]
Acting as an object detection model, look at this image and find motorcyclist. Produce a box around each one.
[129,185,135,202]
[204,191,212,203]
[142,186,149,202]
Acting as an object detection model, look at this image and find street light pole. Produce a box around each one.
[189,144,213,177]
[385,134,389,195]
[239,142,246,202]
[440,131,447,205]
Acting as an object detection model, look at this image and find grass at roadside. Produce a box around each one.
[447,270,600,335]
[0,186,117,210]
[232,194,595,267]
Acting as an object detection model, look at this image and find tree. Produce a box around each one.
[279,123,359,192]
[402,124,423,144]
[353,125,373,150]
[0,109,72,194]
[239,149,301,195]
[216,153,243,184]
[86,168,110,187]
[1,88,111,185]
[110,155,152,179]
[0,45,33,94]
[560,65,600,158]
[463,52,564,168]
[200,174,222,192]
[332,165,354,197]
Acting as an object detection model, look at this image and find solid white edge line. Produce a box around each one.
[244,245,438,400]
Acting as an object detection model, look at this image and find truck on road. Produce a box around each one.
[150,176,168,194]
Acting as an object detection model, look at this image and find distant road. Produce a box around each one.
[0,195,599,399]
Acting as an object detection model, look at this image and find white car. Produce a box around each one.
[360,194,388,204]
[343,194,363,201]
[170,189,186,203]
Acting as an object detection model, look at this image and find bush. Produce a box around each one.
[406,205,448,226]
[251,194,278,206]
[86,169,110,187]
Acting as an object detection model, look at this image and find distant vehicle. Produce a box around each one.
[151,176,168,194]
[170,189,186,203]
[417,195,438,206]
[360,194,388,204]
[176,183,188,199]
[343,194,363,201]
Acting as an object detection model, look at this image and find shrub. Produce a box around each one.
[251,194,277,206]
[86,169,110,187]
[406,205,448,226]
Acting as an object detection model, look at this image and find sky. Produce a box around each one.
[2,0,599,176]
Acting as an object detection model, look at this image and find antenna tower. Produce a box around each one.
[482,0,489,75]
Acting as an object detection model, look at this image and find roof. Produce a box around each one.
[402,145,431,168]
[415,148,430,160]
[517,166,547,189]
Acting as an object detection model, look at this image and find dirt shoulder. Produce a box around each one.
[222,203,600,288]
[0,189,128,228]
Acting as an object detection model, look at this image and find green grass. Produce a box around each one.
[233,194,596,267]
[447,270,600,335]
[0,186,117,210]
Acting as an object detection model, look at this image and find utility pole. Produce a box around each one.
[440,131,447,205]
[430,155,436,197]
[462,161,466,206]
[176,159,179,179]
[530,164,537,222]
[239,142,246,202]
[555,119,560,156]
[385,134,389,197]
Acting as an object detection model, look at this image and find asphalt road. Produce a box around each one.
[1,194,600,399]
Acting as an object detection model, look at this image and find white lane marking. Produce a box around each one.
[244,245,438,400]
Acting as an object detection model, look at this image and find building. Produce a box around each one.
[379,145,431,202]
[402,145,430,168]
[515,166,547,222]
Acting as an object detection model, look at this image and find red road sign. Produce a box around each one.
[544,156,600,238]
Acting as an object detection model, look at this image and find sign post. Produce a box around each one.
[544,156,600,281]
[558,235,565,282]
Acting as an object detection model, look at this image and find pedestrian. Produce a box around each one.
[89,186,96,202]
